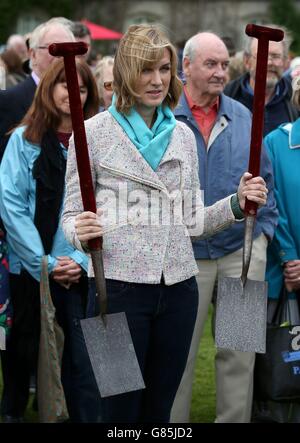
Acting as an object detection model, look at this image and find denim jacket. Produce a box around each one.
[174,93,278,259]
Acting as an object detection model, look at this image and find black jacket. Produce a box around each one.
[224,72,299,136]
[0,75,36,161]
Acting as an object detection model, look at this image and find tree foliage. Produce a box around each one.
[270,0,300,54]
[0,0,74,43]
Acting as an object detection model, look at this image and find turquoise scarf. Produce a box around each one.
[108,95,176,170]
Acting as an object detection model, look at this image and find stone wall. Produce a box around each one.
[15,0,300,53]
[81,0,271,50]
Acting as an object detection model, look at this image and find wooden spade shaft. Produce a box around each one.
[48,44,146,398]
[244,24,284,215]
[49,42,107,320]
[242,25,284,283]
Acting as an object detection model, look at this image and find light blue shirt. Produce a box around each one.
[0,126,88,281]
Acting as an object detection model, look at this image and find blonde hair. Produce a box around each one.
[113,24,182,114]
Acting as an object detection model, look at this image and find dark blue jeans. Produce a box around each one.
[50,279,102,423]
[88,276,198,423]
[1,271,41,419]
[1,274,101,422]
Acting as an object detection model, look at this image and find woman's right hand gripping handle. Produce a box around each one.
[74,208,103,250]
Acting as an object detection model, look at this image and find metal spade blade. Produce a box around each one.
[81,250,145,398]
[214,24,283,355]
[81,312,145,398]
[215,276,268,353]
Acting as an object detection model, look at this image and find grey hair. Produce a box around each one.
[244,24,292,59]
[94,56,114,105]
[183,35,198,62]
[29,19,74,49]
[183,30,222,62]
[46,17,74,30]
[292,76,300,109]
[95,56,114,85]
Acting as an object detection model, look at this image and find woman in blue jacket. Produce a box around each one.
[262,77,300,422]
[0,58,101,422]
[264,100,300,311]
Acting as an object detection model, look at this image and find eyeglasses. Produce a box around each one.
[103,81,113,91]
[36,45,51,51]
[250,53,283,62]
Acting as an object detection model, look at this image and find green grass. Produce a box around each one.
[191,305,216,423]
[0,308,216,423]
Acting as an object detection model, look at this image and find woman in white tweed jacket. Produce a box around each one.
[62,24,268,423]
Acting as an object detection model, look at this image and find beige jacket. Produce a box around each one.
[62,111,236,285]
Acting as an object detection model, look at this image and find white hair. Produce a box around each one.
[29,19,74,49]
[183,31,223,62]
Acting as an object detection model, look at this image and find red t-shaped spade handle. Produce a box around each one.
[49,42,101,251]
[244,24,284,215]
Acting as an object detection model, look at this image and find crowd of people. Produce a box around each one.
[0,16,299,424]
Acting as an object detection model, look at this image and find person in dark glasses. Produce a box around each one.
[94,56,114,111]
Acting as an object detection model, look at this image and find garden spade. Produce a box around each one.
[49,42,145,397]
[215,24,284,353]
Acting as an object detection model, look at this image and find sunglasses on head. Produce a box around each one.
[103,81,113,91]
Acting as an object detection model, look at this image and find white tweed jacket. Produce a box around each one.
[62,111,236,285]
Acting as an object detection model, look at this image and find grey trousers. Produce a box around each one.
[170,234,267,423]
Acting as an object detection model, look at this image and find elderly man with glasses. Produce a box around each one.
[225,23,300,423]
[0,18,75,161]
[225,24,299,135]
